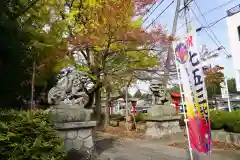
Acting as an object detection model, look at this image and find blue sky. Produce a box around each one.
[143,0,239,78]
[130,0,239,95]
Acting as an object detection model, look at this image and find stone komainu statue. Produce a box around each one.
[48,69,89,107]
[149,80,169,105]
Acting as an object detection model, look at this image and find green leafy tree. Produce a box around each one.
[55,0,170,125]
[227,78,237,93]
[133,89,142,98]
[167,85,180,93]
[205,66,224,98]
[0,0,67,107]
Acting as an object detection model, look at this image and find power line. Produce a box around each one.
[190,8,221,48]
[195,15,228,32]
[145,0,175,30]
[142,0,165,24]
[140,2,156,21]
[202,0,237,15]
[190,8,231,59]
[192,0,231,57]
[177,0,237,31]
[179,0,193,12]
[207,15,228,28]
[147,1,157,12]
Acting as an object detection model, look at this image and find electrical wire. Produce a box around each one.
[177,0,237,31]
[147,1,157,12]
[145,0,175,30]
[207,15,228,28]
[190,8,222,50]
[142,0,165,24]
[200,0,237,16]
[193,0,231,57]
[140,2,156,22]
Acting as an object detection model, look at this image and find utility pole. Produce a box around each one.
[184,0,191,32]
[125,84,129,130]
[163,0,181,87]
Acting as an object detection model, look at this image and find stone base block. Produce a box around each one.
[145,116,181,138]
[147,105,176,117]
[55,121,97,155]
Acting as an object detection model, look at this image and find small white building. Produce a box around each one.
[226,4,240,91]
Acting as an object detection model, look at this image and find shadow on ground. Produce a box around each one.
[94,137,119,155]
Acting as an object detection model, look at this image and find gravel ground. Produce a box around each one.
[93,127,240,160]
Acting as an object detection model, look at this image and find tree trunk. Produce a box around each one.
[95,74,102,124]
[103,87,111,129]
[30,60,36,110]
[85,93,94,109]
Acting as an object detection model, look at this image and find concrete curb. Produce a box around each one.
[211,130,240,147]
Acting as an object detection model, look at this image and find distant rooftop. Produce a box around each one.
[227,4,240,17]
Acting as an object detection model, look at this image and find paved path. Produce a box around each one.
[94,133,240,160]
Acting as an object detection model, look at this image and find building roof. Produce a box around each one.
[227,4,240,17]
[171,92,180,97]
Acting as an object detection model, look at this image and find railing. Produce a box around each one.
[227,4,240,17]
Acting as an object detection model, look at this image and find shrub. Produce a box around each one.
[134,113,145,122]
[224,110,240,133]
[210,110,240,133]
[210,110,227,130]
[0,109,66,160]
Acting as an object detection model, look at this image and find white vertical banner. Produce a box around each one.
[173,41,194,160]
[173,27,211,154]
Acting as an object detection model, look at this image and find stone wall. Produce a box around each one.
[211,130,240,147]
[181,128,240,147]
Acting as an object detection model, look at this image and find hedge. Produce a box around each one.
[0,109,66,160]
[210,110,240,133]
[178,110,240,133]
[134,113,146,122]
[210,110,226,130]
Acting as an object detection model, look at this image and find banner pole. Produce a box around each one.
[173,44,193,160]
[203,70,212,156]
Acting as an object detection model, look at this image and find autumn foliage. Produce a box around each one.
[68,0,170,50]
[204,65,224,97]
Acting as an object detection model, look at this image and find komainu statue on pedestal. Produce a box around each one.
[148,79,175,117]
[149,80,169,105]
[48,67,92,122]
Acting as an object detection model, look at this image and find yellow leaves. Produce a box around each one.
[54,56,75,72]
[130,16,143,28]
[126,50,159,68]
[74,24,85,33]
[84,0,100,7]
[76,65,96,80]
[68,8,79,24]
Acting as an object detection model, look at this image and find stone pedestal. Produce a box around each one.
[50,104,93,122]
[145,116,181,138]
[147,104,176,117]
[54,121,97,154]
[49,104,97,159]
